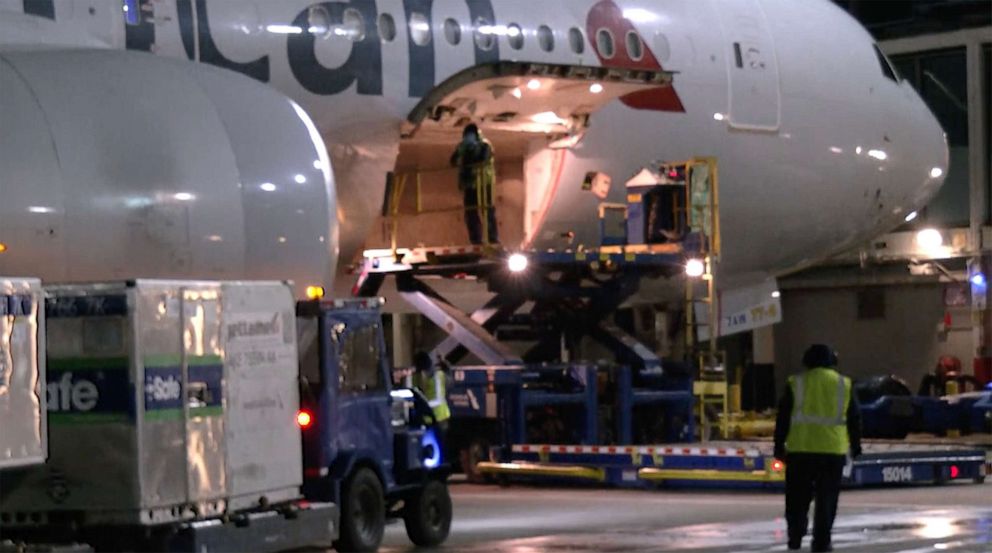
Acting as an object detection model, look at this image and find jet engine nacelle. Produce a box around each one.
[0,50,337,296]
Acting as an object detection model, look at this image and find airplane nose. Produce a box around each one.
[900,87,949,215]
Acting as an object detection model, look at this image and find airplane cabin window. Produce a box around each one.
[597,28,615,59]
[874,44,898,81]
[409,12,431,46]
[569,27,585,54]
[626,31,643,61]
[474,18,495,51]
[337,8,366,42]
[444,18,462,45]
[307,6,331,37]
[508,24,524,50]
[538,25,555,52]
[378,13,397,42]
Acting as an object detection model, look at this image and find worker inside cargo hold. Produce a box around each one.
[450,123,498,245]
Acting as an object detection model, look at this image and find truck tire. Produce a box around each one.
[403,480,452,547]
[334,468,385,552]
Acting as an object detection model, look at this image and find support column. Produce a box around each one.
[391,312,413,370]
[752,325,776,365]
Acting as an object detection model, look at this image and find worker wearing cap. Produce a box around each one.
[450,123,498,245]
[413,351,451,440]
[774,344,862,553]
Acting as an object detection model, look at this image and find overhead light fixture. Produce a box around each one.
[904,211,918,222]
[929,167,944,179]
[916,228,943,250]
[511,87,523,99]
[294,174,307,184]
[589,83,604,94]
[685,259,705,278]
[174,192,194,201]
[526,79,541,90]
[313,159,322,170]
[829,146,843,154]
[867,149,888,161]
[260,182,277,192]
[971,273,987,288]
[712,113,725,121]
[28,206,55,214]
[507,253,529,273]
[771,291,781,299]
[855,146,863,155]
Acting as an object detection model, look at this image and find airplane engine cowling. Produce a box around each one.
[0,50,337,295]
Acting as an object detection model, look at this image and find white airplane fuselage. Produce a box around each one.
[0,0,947,291]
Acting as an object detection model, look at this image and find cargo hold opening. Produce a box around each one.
[371,62,673,251]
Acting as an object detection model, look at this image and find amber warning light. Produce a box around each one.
[297,410,313,429]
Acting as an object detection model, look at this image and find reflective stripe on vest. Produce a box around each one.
[791,372,847,426]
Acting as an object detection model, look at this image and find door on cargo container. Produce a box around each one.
[325,310,393,483]
[181,287,227,509]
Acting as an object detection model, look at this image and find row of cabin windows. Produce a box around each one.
[308,7,641,60]
[124,2,645,62]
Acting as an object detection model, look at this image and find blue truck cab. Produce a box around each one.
[296,298,451,552]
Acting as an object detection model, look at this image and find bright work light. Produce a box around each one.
[508,253,529,273]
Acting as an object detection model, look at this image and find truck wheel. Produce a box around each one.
[404,480,452,547]
[334,468,385,552]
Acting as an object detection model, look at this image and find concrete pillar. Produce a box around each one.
[752,325,775,365]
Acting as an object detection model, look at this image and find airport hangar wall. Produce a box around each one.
[773,283,974,397]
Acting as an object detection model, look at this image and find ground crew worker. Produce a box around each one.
[774,344,862,553]
[413,351,451,441]
[450,123,498,245]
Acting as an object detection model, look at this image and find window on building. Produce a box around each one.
[856,288,886,320]
[891,48,970,227]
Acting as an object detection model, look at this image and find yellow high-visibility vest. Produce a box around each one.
[785,367,851,455]
[414,370,451,423]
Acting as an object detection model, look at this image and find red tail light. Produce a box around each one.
[950,465,960,479]
[297,410,313,429]
[771,460,785,472]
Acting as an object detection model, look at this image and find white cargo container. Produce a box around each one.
[0,277,46,470]
[1,280,301,526]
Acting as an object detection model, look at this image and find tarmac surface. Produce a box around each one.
[382,481,992,552]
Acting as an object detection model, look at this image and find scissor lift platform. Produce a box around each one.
[477,439,988,489]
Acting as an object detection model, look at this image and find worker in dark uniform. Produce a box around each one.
[450,123,497,245]
[774,344,862,552]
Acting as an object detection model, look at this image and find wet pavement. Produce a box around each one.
[382,483,992,552]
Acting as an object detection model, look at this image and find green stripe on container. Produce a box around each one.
[143,354,223,368]
[49,412,130,425]
[48,356,129,371]
[144,406,224,421]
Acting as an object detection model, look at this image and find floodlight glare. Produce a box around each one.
[685,259,705,278]
[508,253,529,273]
